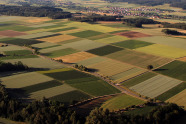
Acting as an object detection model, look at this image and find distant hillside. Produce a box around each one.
[103,0,186,9]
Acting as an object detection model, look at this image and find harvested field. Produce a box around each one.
[0,38,43,46]
[70,80,120,96]
[1,72,54,88]
[30,84,76,100]
[58,38,83,45]
[94,35,128,44]
[88,59,133,76]
[0,30,26,37]
[101,94,144,111]
[0,45,24,52]
[115,31,151,38]
[135,44,186,59]
[77,56,107,66]
[121,72,157,88]
[154,60,186,81]
[166,89,186,109]
[43,48,79,58]
[112,40,153,49]
[32,42,58,49]
[23,17,51,23]
[49,90,91,104]
[178,57,186,62]
[157,82,186,101]
[106,49,172,68]
[15,32,57,39]
[87,45,123,56]
[63,39,106,51]
[130,75,182,98]
[54,52,96,63]
[29,23,56,28]
[37,34,77,43]
[3,58,65,69]
[70,30,103,38]
[22,80,63,94]
[111,68,147,83]
[137,36,186,49]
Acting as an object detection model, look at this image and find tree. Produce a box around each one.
[147,65,153,70]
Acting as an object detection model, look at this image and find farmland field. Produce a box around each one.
[70,30,103,38]
[106,49,172,68]
[31,42,59,49]
[54,52,96,63]
[87,45,123,56]
[121,72,157,88]
[112,40,153,49]
[135,44,186,59]
[77,56,108,66]
[0,45,24,52]
[101,94,144,111]
[0,30,26,37]
[154,61,186,81]
[166,89,186,109]
[15,32,57,39]
[115,31,151,38]
[39,45,68,53]
[94,35,129,44]
[130,75,182,98]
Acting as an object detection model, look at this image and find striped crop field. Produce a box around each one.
[87,34,113,40]
[39,45,68,53]
[0,45,24,52]
[3,58,65,69]
[37,34,77,43]
[65,22,124,33]
[77,56,108,66]
[59,28,84,34]
[101,94,145,111]
[31,42,58,49]
[110,68,147,83]
[54,52,96,63]
[154,60,186,81]
[135,44,186,59]
[166,89,186,109]
[121,72,157,88]
[29,84,76,100]
[94,35,129,44]
[136,36,186,49]
[106,49,172,68]
[43,48,79,58]
[15,32,57,39]
[63,39,106,51]
[48,27,77,33]
[130,75,182,98]
[29,23,56,28]
[112,40,153,49]
[1,72,54,88]
[88,59,134,76]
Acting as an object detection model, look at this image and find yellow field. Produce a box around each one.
[23,17,52,23]
[167,89,186,109]
[54,52,96,63]
[65,22,124,33]
[59,28,84,34]
[39,68,73,74]
[178,57,186,62]
[88,59,133,76]
[37,34,77,43]
[135,44,186,59]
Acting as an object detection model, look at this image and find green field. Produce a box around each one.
[87,34,113,40]
[101,94,144,111]
[15,32,57,39]
[130,75,182,98]
[156,82,186,101]
[112,40,153,49]
[106,49,172,68]
[43,48,79,58]
[70,30,103,38]
[87,45,123,56]
[50,27,77,32]
[154,61,186,81]
[121,72,157,88]
[94,35,128,44]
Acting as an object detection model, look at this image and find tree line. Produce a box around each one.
[162,29,186,35]
[0,5,72,19]
[0,61,28,72]
[103,0,186,9]
[161,22,186,30]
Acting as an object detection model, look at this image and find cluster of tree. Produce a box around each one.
[123,18,160,28]
[162,29,186,35]
[103,0,186,9]
[70,15,121,22]
[0,5,72,19]
[0,61,29,72]
[24,45,40,55]
[161,22,186,30]
[86,104,185,124]
[74,64,89,72]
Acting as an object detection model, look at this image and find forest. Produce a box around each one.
[103,0,186,9]
[0,5,72,19]
[162,22,186,30]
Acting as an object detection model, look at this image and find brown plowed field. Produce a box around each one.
[0,30,26,37]
[115,31,151,38]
